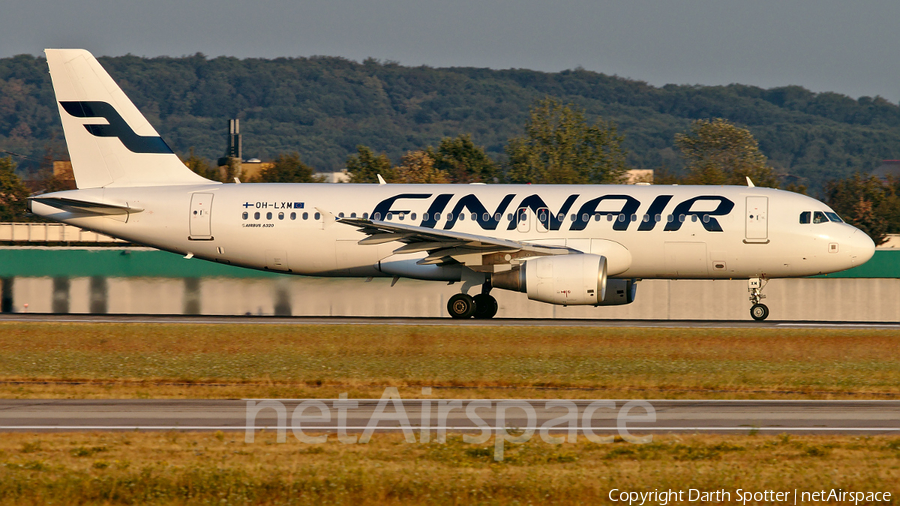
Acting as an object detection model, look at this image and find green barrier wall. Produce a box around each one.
[0,247,281,278]
[815,250,900,278]
[0,247,897,279]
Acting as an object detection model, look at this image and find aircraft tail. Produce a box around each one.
[45,49,214,188]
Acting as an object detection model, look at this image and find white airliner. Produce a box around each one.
[29,49,875,320]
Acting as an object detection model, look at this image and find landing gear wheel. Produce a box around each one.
[750,303,769,321]
[448,293,477,319]
[472,294,498,319]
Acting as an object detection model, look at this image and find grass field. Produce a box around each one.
[0,431,898,505]
[2,322,899,504]
[0,322,898,399]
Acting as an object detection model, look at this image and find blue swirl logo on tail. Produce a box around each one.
[60,101,173,154]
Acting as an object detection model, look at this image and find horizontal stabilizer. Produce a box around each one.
[30,195,142,215]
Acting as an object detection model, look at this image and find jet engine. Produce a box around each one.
[490,254,604,305]
[491,254,637,306]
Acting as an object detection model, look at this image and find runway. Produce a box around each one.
[2,313,900,329]
[1,399,898,435]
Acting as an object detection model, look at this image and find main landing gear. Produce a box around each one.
[748,277,769,321]
[448,283,498,319]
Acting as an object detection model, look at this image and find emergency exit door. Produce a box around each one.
[189,193,214,240]
[745,196,768,242]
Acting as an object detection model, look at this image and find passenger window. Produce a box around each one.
[242,212,248,220]
[351,212,357,218]
[301,212,307,220]
[655,214,662,222]
[398,213,404,221]
[254,212,260,220]
[799,212,810,224]
[813,211,828,224]
[290,212,296,220]
[507,213,513,221]
[314,212,321,220]
[582,213,590,222]
[423,213,429,221]
[278,212,284,220]
[570,214,577,222]
[266,212,272,220]
[594,213,601,221]
[362,213,368,219]
[825,212,843,223]
[459,213,464,221]
[373,212,381,220]
[434,212,441,221]
[411,213,417,221]
[446,213,453,221]
[471,213,477,221]
[386,212,393,220]
[483,213,490,221]
[607,214,614,222]
[338,212,345,218]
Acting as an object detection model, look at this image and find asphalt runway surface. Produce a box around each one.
[2,313,900,329]
[1,400,898,435]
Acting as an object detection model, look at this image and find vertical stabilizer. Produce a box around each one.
[45,49,215,188]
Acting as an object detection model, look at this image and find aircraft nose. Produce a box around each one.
[848,229,876,266]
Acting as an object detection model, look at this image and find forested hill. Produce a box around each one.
[2,53,899,192]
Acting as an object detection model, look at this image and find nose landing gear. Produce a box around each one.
[748,277,769,321]
[447,282,498,319]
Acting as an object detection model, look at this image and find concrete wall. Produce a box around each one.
[2,275,897,321]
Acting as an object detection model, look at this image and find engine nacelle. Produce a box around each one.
[597,278,638,306]
[492,254,608,305]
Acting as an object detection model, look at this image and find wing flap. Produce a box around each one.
[337,217,570,269]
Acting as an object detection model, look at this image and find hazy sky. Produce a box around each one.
[3,0,898,103]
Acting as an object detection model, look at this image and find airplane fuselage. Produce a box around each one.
[31,183,873,281]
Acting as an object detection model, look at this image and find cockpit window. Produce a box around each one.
[799,211,810,224]
[813,211,828,224]
[825,212,843,223]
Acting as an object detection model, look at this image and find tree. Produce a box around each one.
[393,151,449,184]
[505,97,627,184]
[184,147,220,181]
[824,173,900,245]
[346,145,394,183]
[675,118,780,187]
[427,134,499,183]
[256,153,324,183]
[0,156,30,222]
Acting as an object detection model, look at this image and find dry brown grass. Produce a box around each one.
[0,431,897,505]
[0,322,898,399]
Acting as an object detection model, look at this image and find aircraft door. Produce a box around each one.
[189,193,214,240]
[516,207,531,233]
[536,207,550,233]
[745,196,768,242]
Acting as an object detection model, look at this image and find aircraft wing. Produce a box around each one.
[337,217,572,268]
